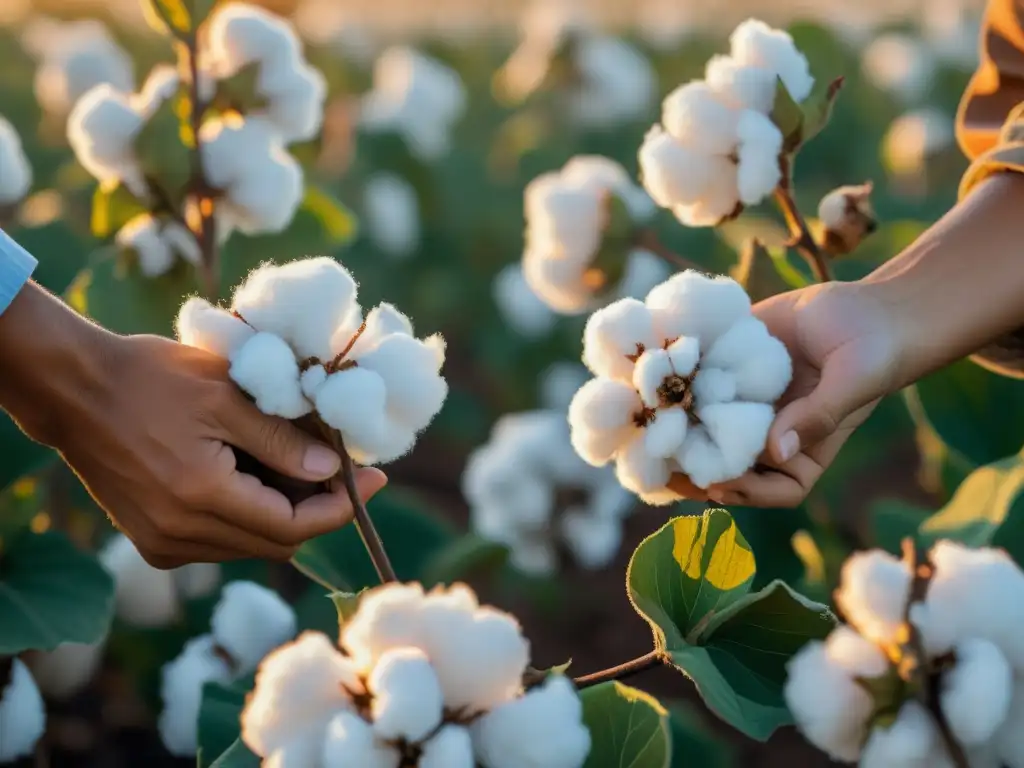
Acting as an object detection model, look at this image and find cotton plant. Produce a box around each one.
[64,2,327,288]
[786,539,1024,766]
[0,658,46,762]
[240,581,591,767]
[520,155,670,315]
[159,581,297,756]
[363,172,421,260]
[463,410,635,576]
[0,115,32,208]
[20,16,134,118]
[358,46,467,162]
[567,269,792,504]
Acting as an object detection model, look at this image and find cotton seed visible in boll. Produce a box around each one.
[0,659,46,762]
[210,581,297,674]
[568,270,792,503]
[158,635,233,757]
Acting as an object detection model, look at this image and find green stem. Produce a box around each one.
[573,650,663,689]
[774,157,833,283]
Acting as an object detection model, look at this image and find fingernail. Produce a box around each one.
[357,467,389,492]
[779,431,800,462]
[304,444,340,477]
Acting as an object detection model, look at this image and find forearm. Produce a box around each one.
[856,172,1024,390]
[0,281,109,445]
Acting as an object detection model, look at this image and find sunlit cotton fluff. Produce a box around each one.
[566,35,657,129]
[115,214,201,277]
[638,18,813,227]
[493,262,558,339]
[0,115,32,204]
[568,270,791,503]
[363,172,420,259]
[523,155,667,314]
[463,410,634,575]
[24,17,134,116]
[241,582,587,766]
[204,2,327,144]
[359,46,466,161]
[175,258,447,464]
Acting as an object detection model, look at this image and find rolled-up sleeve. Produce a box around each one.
[0,229,37,318]
[956,0,1024,378]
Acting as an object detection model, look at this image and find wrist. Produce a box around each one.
[0,283,115,447]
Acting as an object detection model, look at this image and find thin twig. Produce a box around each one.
[185,34,218,299]
[774,157,833,283]
[632,228,704,273]
[573,650,663,689]
[899,539,969,768]
[320,423,397,584]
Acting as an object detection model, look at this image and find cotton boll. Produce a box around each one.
[356,333,449,433]
[364,172,420,259]
[834,550,910,645]
[509,538,559,576]
[701,315,792,403]
[493,263,558,338]
[561,509,623,569]
[99,533,179,627]
[615,435,671,495]
[524,173,603,260]
[229,332,311,419]
[994,679,1024,767]
[638,126,714,209]
[225,145,304,234]
[561,155,654,221]
[0,115,31,204]
[705,55,777,114]
[206,4,301,76]
[321,711,401,768]
[242,632,364,759]
[29,641,104,700]
[570,36,656,129]
[341,583,426,672]
[176,297,256,360]
[582,297,656,381]
[313,367,387,453]
[161,221,202,265]
[860,701,938,768]
[263,738,325,768]
[116,214,173,277]
[940,638,1013,746]
[674,427,730,490]
[728,18,814,104]
[472,675,591,768]
[419,725,474,768]
[697,401,774,478]
[231,257,358,360]
[367,647,443,742]
[173,563,221,600]
[417,584,531,712]
[211,582,297,673]
[690,368,736,405]
[158,635,233,757]
[568,378,639,465]
[66,84,145,195]
[784,626,889,762]
[735,109,783,204]
[646,270,751,353]
[672,168,741,228]
[643,407,688,460]
[261,62,327,144]
[0,659,46,762]
[661,80,739,155]
[354,417,418,465]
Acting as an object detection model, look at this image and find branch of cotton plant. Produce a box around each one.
[774,156,833,283]
[572,650,663,690]
[897,538,969,768]
[632,228,705,273]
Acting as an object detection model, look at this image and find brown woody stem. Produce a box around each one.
[185,34,219,300]
[573,650,663,689]
[320,424,397,584]
[774,157,833,283]
[899,539,969,768]
[633,228,704,273]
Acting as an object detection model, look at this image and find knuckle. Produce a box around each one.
[177,468,219,507]
[149,513,182,540]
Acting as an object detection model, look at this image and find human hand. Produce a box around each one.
[0,284,387,567]
[701,281,901,507]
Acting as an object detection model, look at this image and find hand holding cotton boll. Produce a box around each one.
[240,581,591,767]
[786,540,1024,767]
[522,155,674,316]
[568,270,792,504]
[158,581,297,756]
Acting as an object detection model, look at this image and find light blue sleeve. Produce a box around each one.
[0,229,37,317]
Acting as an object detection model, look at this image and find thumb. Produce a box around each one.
[767,361,876,464]
[218,393,340,482]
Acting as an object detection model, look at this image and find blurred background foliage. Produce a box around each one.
[1,0,1020,765]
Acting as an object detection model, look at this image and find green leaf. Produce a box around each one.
[581,682,671,768]
[729,238,791,302]
[0,415,54,495]
[801,76,845,145]
[291,488,456,592]
[627,511,835,741]
[0,530,115,654]
[421,533,510,586]
[667,702,736,768]
[871,499,932,555]
[134,88,192,206]
[212,62,269,114]
[141,0,215,35]
[198,679,252,768]
[906,358,1024,467]
[91,181,149,238]
[208,738,260,768]
[918,449,1024,564]
[301,186,359,246]
[770,77,804,149]
[329,590,364,626]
